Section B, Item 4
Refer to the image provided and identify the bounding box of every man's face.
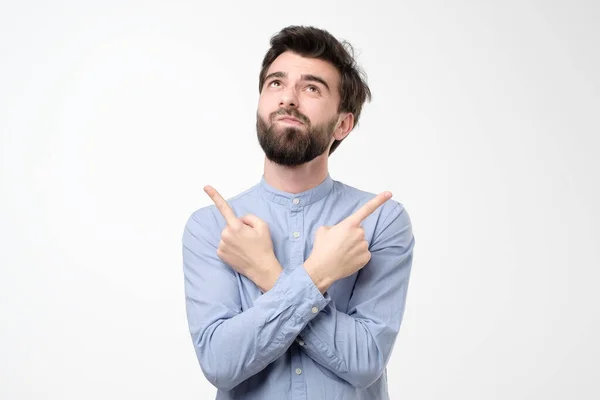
[256,51,342,166]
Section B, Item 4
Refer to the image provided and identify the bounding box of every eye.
[306,85,320,93]
[269,80,282,88]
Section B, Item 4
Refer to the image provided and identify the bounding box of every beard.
[256,108,338,167]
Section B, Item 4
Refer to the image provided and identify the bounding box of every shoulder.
[183,183,260,238]
[331,179,414,253]
[332,179,410,225]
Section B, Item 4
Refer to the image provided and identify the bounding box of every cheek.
[258,93,277,117]
[301,103,334,125]
[256,102,269,122]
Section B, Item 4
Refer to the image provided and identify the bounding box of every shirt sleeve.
[295,202,415,389]
[182,207,330,392]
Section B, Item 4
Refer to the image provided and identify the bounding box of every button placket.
[289,200,304,267]
[290,342,305,398]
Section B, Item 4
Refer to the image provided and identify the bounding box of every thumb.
[239,214,263,228]
[315,225,329,236]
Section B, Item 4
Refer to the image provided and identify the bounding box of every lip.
[276,116,304,125]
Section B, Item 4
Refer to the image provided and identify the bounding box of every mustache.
[270,108,310,126]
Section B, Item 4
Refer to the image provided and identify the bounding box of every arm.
[297,203,415,389]
[182,208,330,391]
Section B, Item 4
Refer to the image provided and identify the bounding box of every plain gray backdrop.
[1,1,599,399]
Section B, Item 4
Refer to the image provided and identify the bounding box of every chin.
[273,124,306,135]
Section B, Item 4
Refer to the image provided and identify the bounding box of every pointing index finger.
[346,191,393,225]
[203,185,239,226]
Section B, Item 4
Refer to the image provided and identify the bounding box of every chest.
[231,200,375,314]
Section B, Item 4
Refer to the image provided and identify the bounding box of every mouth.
[275,116,304,126]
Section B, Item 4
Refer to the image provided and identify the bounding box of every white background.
[1,1,599,399]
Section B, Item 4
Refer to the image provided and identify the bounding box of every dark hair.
[258,25,372,155]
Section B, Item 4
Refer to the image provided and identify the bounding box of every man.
[182,25,415,399]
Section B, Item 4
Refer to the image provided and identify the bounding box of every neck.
[263,153,330,194]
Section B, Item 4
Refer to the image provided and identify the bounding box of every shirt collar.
[258,173,334,208]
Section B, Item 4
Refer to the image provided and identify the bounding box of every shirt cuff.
[273,265,331,324]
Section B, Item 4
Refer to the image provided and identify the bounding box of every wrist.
[254,255,283,293]
[303,258,334,294]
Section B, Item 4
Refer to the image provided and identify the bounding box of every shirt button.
[292,198,300,204]
[311,307,318,313]
[293,232,300,238]
[295,368,302,375]
[297,340,305,346]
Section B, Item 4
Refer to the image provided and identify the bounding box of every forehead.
[266,51,340,88]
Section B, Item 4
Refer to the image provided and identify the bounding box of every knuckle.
[363,251,372,264]
[221,228,231,239]
[254,218,264,227]
[354,230,364,241]
[342,219,356,228]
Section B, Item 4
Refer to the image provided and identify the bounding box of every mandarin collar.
[258,173,334,208]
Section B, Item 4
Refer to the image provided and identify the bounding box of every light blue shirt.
[182,174,415,399]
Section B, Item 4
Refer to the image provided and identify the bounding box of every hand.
[304,191,393,293]
[204,185,282,292]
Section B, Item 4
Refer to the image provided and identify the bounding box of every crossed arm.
[291,207,414,388]
[182,190,415,391]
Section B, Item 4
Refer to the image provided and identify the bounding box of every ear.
[333,112,355,141]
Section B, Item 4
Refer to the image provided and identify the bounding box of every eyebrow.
[302,74,330,91]
[264,71,331,92]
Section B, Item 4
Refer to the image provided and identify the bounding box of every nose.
[279,86,298,108]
